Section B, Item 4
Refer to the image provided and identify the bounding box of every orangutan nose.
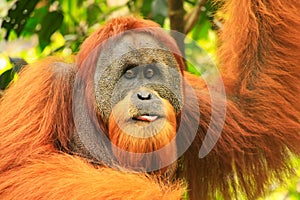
[137,91,152,100]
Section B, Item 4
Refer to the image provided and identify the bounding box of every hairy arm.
[0,154,182,200]
[0,58,183,199]
[183,0,300,199]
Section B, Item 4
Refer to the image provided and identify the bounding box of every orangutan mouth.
[132,114,159,122]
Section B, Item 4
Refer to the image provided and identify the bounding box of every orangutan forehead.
[115,32,167,50]
[96,32,178,69]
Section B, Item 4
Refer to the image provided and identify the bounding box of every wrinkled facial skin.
[94,32,183,126]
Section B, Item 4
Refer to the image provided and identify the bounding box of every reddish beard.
[108,98,177,172]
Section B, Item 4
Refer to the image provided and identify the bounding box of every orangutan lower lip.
[133,115,158,122]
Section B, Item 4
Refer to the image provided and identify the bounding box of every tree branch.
[168,0,186,64]
[184,0,208,34]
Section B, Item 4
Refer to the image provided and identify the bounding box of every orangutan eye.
[144,67,154,79]
[124,66,137,79]
[125,69,135,79]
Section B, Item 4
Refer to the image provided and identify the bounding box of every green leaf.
[192,18,211,40]
[1,0,40,39]
[151,0,168,26]
[77,0,85,7]
[0,69,14,90]
[22,6,48,37]
[189,5,212,41]
[141,0,153,17]
[152,0,167,17]
[38,11,64,50]
[87,4,102,26]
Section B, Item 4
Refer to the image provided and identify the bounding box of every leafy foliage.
[2,0,40,38]
[0,0,217,88]
[0,69,14,90]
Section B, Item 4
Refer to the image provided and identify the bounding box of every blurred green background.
[0,0,299,199]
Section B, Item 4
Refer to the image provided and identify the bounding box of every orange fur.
[182,0,300,199]
[0,0,300,199]
[108,97,177,171]
[0,58,183,199]
[0,154,182,199]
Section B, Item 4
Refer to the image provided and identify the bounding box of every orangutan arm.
[182,0,300,199]
[0,154,182,200]
[0,58,182,200]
